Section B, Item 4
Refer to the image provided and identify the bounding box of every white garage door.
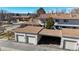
[64,40,77,50]
[18,35,26,42]
[28,36,36,45]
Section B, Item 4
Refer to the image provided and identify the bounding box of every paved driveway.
[0,40,64,51]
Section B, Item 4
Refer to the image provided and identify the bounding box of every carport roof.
[39,29,62,37]
[14,26,43,34]
[14,26,79,38]
[62,28,79,38]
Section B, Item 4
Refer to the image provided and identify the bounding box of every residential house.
[12,16,31,23]
[38,13,79,28]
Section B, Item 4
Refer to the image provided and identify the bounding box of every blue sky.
[0,7,74,13]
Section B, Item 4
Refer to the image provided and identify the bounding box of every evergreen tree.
[45,17,54,29]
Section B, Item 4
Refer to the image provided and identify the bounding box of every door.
[17,35,26,42]
[64,40,77,50]
[28,36,36,45]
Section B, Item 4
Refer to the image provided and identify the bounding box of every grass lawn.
[0,32,14,40]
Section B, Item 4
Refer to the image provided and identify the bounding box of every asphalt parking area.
[0,40,64,51]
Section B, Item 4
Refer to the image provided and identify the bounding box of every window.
[64,19,68,23]
[55,19,59,22]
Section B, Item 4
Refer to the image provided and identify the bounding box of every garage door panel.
[18,35,26,43]
[28,36,37,45]
[64,40,77,50]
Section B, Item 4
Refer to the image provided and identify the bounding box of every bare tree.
[0,10,13,23]
[6,14,12,23]
[71,8,79,14]
[0,10,7,21]
[61,9,66,14]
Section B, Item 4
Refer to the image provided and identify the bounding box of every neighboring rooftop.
[25,21,40,26]
[38,13,79,20]
[12,16,30,19]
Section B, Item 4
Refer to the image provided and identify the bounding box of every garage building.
[14,26,62,45]
[14,26,79,50]
[14,26,43,45]
[60,28,79,50]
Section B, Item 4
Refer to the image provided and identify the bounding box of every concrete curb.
[0,47,21,51]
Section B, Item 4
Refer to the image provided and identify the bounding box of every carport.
[39,29,62,45]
